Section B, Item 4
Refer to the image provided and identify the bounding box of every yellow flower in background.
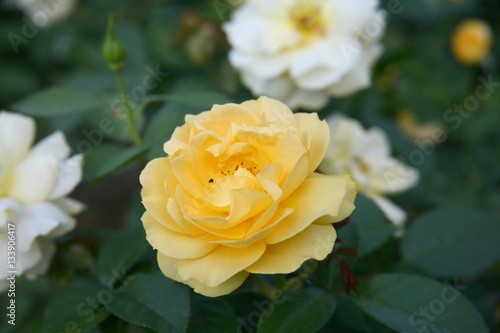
[223,0,385,110]
[452,19,493,65]
[140,97,356,297]
[0,111,84,291]
[319,115,419,230]
[396,109,445,143]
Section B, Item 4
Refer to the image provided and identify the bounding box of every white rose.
[5,0,77,27]
[319,115,419,229]
[0,111,84,291]
[223,0,386,110]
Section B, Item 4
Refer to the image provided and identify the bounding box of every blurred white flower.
[319,115,419,229]
[223,0,385,110]
[0,111,84,291]
[6,0,77,27]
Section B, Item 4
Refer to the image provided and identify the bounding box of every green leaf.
[104,272,190,333]
[95,227,150,286]
[188,296,238,333]
[42,279,110,333]
[85,145,149,182]
[351,194,396,255]
[350,273,488,333]
[144,104,183,145]
[257,288,336,333]
[401,206,500,277]
[12,87,102,117]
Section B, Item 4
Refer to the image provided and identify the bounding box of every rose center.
[354,156,371,174]
[218,160,260,178]
[289,0,325,36]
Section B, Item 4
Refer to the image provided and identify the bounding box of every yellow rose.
[452,19,493,65]
[140,96,356,297]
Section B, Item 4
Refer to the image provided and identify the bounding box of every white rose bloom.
[319,115,419,229]
[6,0,77,27]
[223,0,386,110]
[0,111,84,291]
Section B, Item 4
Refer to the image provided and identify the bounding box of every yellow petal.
[211,208,294,248]
[294,113,330,173]
[142,198,186,234]
[267,173,355,244]
[242,96,296,128]
[247,224,336,274]
[157,253,249,297]
[140,157,170,198]
[281,153,310,199]
[177,241,266,288]
[142,212,216,259]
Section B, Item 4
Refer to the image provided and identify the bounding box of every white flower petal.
[52,197,85,215]
[0,111,35,168]
[30,131,71,162]
[24,238,56,279]
[13,203,62,252]
[352,127,390,163]
[328,44,383,96]
[7,154,59,204]
[369,195,407,228]
[49,154,83,200]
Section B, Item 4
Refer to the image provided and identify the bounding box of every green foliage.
[188,296,238,333]
[351,195,397,256]
[42,279,110,333]
[257,288,337,333]
[11,87,103,117]
[401,206,500,277]
[94,227,150,286]
[104,272,190,333]
[350,274,489,333]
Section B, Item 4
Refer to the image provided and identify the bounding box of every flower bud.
[102,15,127,71]
[452,19,493,65]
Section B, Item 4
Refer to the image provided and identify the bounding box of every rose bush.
[140,97,356,297]
[0,111,84,291]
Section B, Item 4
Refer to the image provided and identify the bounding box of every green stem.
[114,70,142,146]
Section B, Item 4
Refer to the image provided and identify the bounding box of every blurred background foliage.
[0,0,499,332]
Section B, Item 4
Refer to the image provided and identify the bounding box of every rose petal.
[177,241,266,288]
[247,224,336,274]
[142,212,216,259]
[158,253,249,297]
[267,174,355,244]
[0,111,35,168]
[49,154,83,200]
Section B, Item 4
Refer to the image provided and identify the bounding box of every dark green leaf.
[42,279,110,333]
[144,104,182,145]
[104,272,190,333]
[257,288,336,333]
[12,87,102,117]
[351,194,396,255]
[95,227,150,286]
[351,273,488,333]
[188,296,238,333]
[85,145,149,182]
[401,206,500,277]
